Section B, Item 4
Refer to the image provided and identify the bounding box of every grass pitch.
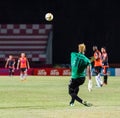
[0,76,119,118]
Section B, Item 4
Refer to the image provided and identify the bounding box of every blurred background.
[0,0,120,67]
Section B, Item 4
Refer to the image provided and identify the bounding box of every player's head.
[9,55,13,59]
[93,46,98,51]
[78,43,86,54]
[21,53,26,58]
[101,47,106,53]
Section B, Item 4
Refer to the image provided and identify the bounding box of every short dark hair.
[101,46,106,49]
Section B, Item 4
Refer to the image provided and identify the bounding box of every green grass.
[0,76,119,118]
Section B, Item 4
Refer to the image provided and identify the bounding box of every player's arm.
[27,59,30,69]
[87,65,91,80]
[17,60,20,69]
[90,56,95,62]
[102,53,107,62]
[5,59,9,68]
[13,59,16,66]
[87,64,92,92]
[94,53,99,60]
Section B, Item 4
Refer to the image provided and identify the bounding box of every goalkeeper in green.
[68,43,92,107]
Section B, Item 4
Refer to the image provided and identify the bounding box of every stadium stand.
[0,24,53,67]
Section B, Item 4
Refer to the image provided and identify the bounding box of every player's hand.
[90,56,95,62]
[88,80,92,92]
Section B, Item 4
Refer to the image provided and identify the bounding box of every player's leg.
[93,67,101,87]
[104,75,108,84]
[103,66,108,85]
[20,69,24,80]
[95,67,102,87]
[23,68,27,80]
[98,74,103,86]
[68,79,76,106]
[69,87,83,106]
[69,78,92,107]
[77,78,93,106]
[12,67,15,76]
[69,78,86,106]
[9,68,12,76]
[68,79,83,106]
[94,67,101,87]
[69,87,79,105]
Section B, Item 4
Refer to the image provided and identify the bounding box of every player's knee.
[70,93,76,98]
[93,70,99,75]
[74,87,79,93]
[68,86,74,95]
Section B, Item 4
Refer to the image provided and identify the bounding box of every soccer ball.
[45,13,53,21]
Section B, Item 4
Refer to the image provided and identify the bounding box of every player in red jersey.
[101,47,109,85]
[93,46,103,87]
[17,53,30,80]
[5,55,15,76]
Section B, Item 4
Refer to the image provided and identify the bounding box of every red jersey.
[19,57,27,68]
[94,50,102,67]
[101,52,109,66]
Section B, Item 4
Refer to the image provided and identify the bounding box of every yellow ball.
[45,13,53,21]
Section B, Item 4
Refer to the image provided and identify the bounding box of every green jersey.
[71,52,91,79]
